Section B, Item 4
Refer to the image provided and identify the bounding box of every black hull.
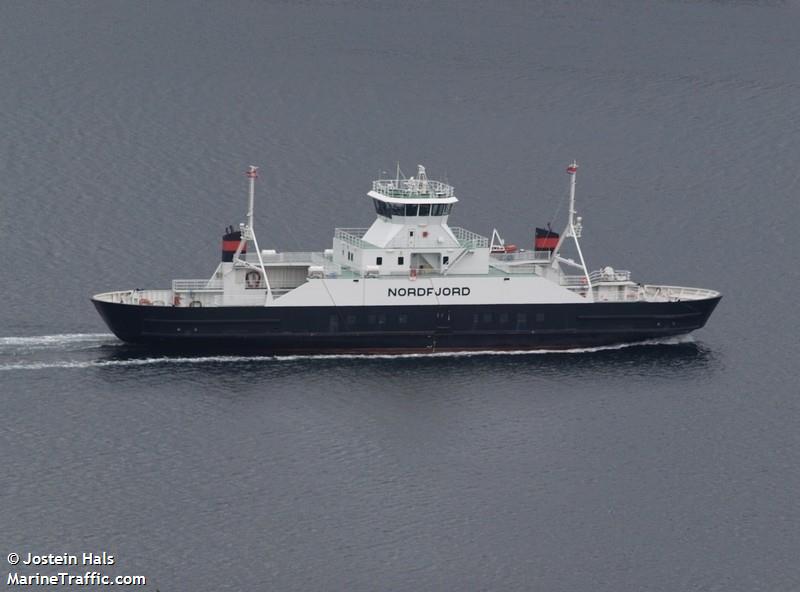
[92,297,721,354]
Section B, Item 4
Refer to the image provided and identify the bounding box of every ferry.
[92,163,721,352]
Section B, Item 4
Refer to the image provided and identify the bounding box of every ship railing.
[334,228,379,249]
[491,250,552,263]
[588,269,632,283]
[494,265,540,275]
[129,289,177,306]
[372,178,454,199]
[450,227,489,249]
[642,285,720,302]
[561,275,590,287]
[243,251,324,265]
[172,279,224,292]
[561,269,632,287]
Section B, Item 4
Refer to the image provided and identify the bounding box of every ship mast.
[242,165,272,302]
[247,165,257,232]
[552,161,593,301]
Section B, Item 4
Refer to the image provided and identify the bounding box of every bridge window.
[405,204,418,216]
[418,204,430,216]
[374,199,410,218]
[373,198,390,218]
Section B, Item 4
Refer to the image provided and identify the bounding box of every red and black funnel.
[535,227,559,252]
[222,226,246,262]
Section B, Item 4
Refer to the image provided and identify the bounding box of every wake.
[0,334,696,372]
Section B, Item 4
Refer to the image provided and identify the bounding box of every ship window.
[389,203,404,217]
[516,313,527,328]
[482,312,493,324]
[398,313,408,325]
[418,204,431,216]
[473,313,480,327]
[376,256,383,265]
[536,312,545,323]
[367,314,376,325]
[499,312,509,324]
[443,256,449,265]
[409,230,414,237]
[346,314,357,326]
[398,256,404,265]
[431,204,443,216]
[378,313,386,326]
[405,204,418,216]
[373,198,391,218]
[329,315,339,332]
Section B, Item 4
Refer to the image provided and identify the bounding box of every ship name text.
[387,287,471,297]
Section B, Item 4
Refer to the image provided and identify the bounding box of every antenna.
[245,165,259,233]
[567,161,578,230]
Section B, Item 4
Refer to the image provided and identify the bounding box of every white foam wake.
[0,335,696,372]
[0,333,115,347]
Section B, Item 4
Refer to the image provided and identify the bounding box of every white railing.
[334,228,378,249]
[561,275,589,287]
[491,250,551,263]
[372,178,455,198]
[588,269,632,283]
[243,251,322,265]
[450,227,489,249]
[172,279,224,292]
[643,285,720,302]
[130,289,174,306]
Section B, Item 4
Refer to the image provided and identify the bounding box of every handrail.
[450,227,489,249]
[243,251,325,264]
[588,269,632,283]
[491,250,552,263]
[642,285,720,301]
[172,279,224,292]
[372,178,454,198]
[334,228,378,249]
[561,275,589,287]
